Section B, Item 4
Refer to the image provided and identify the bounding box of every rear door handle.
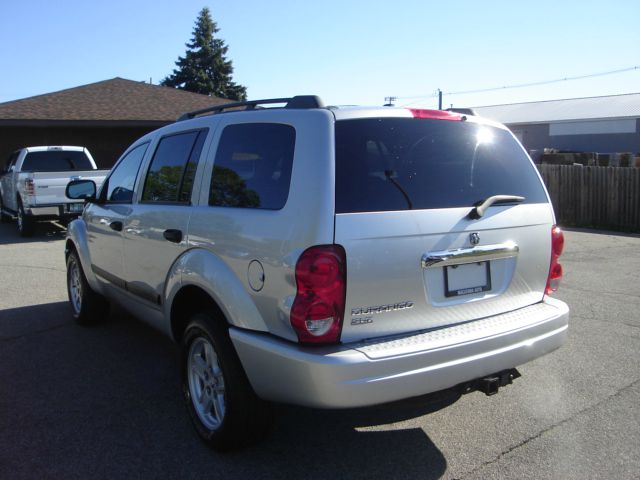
[109,221,123,232]
[163,229,183,243]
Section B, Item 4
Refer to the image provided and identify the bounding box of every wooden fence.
[537,164,640,232]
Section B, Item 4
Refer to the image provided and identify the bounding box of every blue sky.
[1,0,638,108]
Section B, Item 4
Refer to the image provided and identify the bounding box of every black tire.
[182,313,271,450]
[0,195,11,223]
[66,250,109,324]
[17,201,35,237]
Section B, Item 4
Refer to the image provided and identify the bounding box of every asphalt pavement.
[0,220,638,479]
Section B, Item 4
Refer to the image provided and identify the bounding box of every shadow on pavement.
[0,220,66,245]
[0,301,71,340]
[0,301,450,479]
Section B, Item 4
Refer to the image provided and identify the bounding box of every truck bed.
[22,170,109,206]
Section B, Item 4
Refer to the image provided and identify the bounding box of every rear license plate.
[67,203,84,213]
[444,262,491,297]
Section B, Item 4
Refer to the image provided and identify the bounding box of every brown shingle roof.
[0,77,228,122]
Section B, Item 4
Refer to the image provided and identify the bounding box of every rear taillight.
[290,245,346,344]
[24,178,35,196]
[546,226,565,295]
[408,109,463,121]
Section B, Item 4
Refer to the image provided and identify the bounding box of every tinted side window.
[335,119,548,213]
[142,130,206,203]
[209,123,295,210]
[104,143,149,203]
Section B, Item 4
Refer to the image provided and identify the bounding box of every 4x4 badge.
[470,232,480,245]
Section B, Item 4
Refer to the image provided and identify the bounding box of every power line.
[389,65,640,105]
[445,65,639,96]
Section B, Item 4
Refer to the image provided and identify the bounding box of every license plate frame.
[444,261,492,297]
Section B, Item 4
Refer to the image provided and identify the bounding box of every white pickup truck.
[0,146,109,236]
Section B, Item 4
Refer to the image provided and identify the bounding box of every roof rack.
[177,95,325,121]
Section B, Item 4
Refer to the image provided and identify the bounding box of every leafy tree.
[161,7,247,101]
[210,166,260,208]
[143,165,183,202]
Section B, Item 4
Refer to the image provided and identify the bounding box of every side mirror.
[66,179,97,201]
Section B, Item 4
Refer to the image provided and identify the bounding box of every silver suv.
[65,96,569,450]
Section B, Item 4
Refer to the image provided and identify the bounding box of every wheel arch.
[170,285,227,343]
[65,218,101,292]
[165,248,269,343]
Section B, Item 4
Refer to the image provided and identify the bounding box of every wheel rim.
[17,207,23,231]
[188,336,226,430]
[68,258,83,314]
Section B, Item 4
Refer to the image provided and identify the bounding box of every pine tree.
[161,8,247,101]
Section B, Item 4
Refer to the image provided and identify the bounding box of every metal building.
[473,92,640,158]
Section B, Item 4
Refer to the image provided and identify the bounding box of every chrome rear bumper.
[26,203,84,218]
[230,297,569,408]
[26,206,60,216]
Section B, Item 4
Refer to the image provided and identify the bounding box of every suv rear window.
[335,118,547,213]
[21,150,93,172]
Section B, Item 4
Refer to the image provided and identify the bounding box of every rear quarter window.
[208,123,295,210]
[335,118,547,213]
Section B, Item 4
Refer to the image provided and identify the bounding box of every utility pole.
[438,89,443,110]
[384,96,397,107]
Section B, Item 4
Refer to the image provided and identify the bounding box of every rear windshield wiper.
[468,195,524,219]
[385,170,413,210]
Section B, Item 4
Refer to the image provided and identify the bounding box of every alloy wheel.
[68,258,83,314]
[17,207,23,231]
[188,337,226,430]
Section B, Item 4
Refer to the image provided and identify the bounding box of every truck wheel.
[17,203,35,237]
[0,195,11,223]
[182,313,271,450]
[66,250,109,324]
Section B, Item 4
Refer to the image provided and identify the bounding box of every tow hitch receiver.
[460,369,521,396]
[480,369,521,396]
